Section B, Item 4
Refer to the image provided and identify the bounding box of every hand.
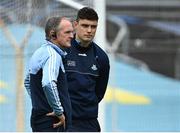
[46,112,66,129]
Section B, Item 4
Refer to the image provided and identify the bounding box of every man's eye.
[91,25,97,29]
[82,25,88,28]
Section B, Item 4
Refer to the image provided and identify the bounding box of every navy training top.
[64,39,110,120]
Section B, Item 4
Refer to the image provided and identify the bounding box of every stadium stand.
[106,0,180,79]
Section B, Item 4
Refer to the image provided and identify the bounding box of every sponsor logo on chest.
[78,53,87,56]
[67,60,76,67]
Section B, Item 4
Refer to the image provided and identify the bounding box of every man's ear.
[73,21,78,29]
[49,30,57,39]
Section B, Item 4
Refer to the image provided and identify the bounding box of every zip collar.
[73,39,93,52]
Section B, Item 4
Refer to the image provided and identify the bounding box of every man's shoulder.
[93,42,109,60]
[32,45,60,61]
[92,43,110,71]
[93,42,105,52]
[30,46,48,61]
[44,45,61,57]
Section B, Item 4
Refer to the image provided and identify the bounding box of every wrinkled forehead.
[58,19,73,30]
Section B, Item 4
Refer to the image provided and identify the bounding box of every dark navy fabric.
[64,39,110,121]
[31,109,65,132]
[70,118,101,132]
[30,68,72,131]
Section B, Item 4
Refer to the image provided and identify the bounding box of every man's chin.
[66,43,71,48]
[84,38,93,43]
[62,43,71,48]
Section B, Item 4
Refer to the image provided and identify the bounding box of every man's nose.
[87,26,92,32]
[70,32,73,38]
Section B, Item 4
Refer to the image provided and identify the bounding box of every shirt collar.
[45,40,67,57]
[75,39,81,45]
[74,39,93,50]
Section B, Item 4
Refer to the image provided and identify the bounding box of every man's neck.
[75,38,91,48]
[50,40,64,50]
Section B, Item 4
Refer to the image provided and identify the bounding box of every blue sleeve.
[42,47,64,116]
[24,72,31,97]
[95,52,110,102]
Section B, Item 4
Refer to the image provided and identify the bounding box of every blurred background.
[0,0,180,132]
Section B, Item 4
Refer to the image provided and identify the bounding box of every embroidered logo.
[91,64,97,71]
[67,60,76,67]
[78,53,87,56]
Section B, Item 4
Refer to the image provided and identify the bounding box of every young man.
[64,7,110,132]
[24,17,73,132]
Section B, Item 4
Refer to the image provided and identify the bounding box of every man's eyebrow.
[65,30,73,33]
[81,23,97,26]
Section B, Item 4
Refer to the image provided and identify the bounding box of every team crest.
[91,64,97,71]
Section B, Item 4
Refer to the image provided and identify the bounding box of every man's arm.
[95,53,110,102]
[24,72,31,96]
[42,48,64,117]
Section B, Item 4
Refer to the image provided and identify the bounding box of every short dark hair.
[76,7,98,21]
[45,17,61,40]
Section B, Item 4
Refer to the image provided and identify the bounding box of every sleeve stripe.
[47,47,62,110]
